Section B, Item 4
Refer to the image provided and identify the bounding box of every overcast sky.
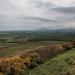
[0,0,75,30]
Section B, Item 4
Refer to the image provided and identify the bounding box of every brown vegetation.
[0,41,74,75]
[62,42,74,50]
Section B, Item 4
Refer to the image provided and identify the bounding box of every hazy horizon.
[0,0,75,30]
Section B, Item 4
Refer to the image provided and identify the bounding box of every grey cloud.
[20,16,57,22]
[52,6,75,14]
[0,15,60,30]
[0,0,75,30]
[32,0,54,9]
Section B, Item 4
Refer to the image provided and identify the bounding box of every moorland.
[0,29,75,75]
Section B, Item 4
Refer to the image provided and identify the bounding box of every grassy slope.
[30,48,75,75]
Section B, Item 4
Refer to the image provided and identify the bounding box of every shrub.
[0,56,28,75]
[22,52,41,69]
[62,42,73,50]
[71,40,75,47]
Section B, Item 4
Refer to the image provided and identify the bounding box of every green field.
[30,48,75,75]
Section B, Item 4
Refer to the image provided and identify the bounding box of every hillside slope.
[0,41,75,75]
[30,48,75,75]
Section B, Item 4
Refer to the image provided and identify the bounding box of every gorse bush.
[0,41,74,75]
[0,56,28,75]
[62,42,73,50]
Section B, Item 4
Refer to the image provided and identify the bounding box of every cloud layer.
[0,0,75,30]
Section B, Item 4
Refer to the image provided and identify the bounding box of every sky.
[0,0,75,30]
